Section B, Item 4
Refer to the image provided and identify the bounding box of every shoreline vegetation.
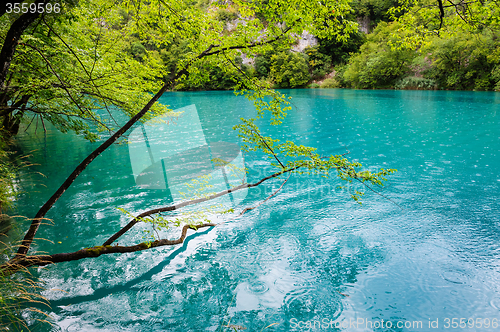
[165,4,500,92]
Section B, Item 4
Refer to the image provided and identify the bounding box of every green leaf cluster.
[421,31,500,90]
[269,52,310,88]
[233,109,396,202]
[1,0,171,139]
[305,46,333,80]
[355,0,399,21]
[343,22,416,88]
[340,9,500,91]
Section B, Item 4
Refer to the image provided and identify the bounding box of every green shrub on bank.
[421,32,500,91]
[215,8,238,23]
[254,50,277,79]
[343,22,416,88]
[270,52,310,88]
[331,64,350,87]
[395,76,437,90]
[320,78,340,88]
[0,132,17,213]
[305,46,332,80]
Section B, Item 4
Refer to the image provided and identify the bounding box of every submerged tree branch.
[2,223,216,272]
[2,172,294,273]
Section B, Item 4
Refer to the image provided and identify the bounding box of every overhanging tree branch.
[0,94,31,117]
[438,0,445,29]
[203,22,296,57]
[3,171,294,273]
[102,166,299,246]
[226,173,291,222]
[2,223,216,273]
[14,67,183,258]
[13,35,297,258]
[0,1,396,282]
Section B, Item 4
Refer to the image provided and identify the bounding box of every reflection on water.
[12,89,500,331]
[129,104,247,208]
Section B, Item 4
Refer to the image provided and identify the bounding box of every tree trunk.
[0,3,45,89]
[2,113,21,136]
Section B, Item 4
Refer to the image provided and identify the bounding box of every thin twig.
[354,178,403,209]
[102,166,301,246]
[225,173,291,222]
[250,128,285,168]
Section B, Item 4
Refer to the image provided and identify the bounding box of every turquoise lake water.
[13,89,500,331]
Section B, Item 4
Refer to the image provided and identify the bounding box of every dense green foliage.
[137,0,500,92]
[343,22,415,88]
[0,265,48,331]
[0,132,17,213]
[0,2,169,139]
[269,52,310,88]
[317,32,366,65]
[340,0,500,90]
[7,0,489,96]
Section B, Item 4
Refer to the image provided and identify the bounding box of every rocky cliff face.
[292,31,318,52]
[357,16,371,34]
[238,30,318,66]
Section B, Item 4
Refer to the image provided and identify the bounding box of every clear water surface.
[13,89,500,331]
